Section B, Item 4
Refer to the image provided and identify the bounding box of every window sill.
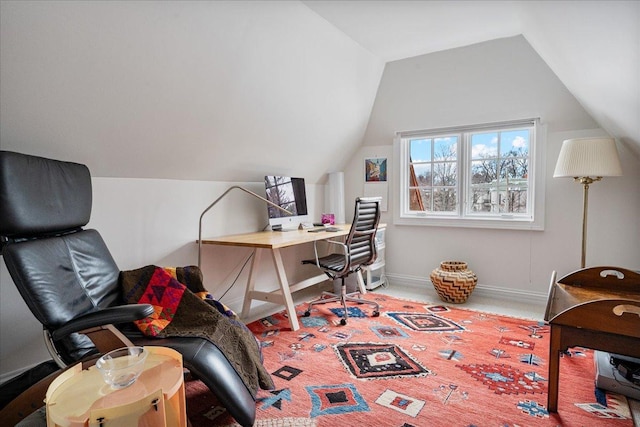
[394,215,544,231]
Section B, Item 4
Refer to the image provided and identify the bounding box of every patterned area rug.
[185,293,633,426]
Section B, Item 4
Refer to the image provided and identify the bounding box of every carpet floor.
[185,293,634,426]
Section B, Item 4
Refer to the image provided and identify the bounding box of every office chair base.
[303,290,380,325]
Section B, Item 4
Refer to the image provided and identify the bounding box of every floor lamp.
[553,137,622,268]
[197,185,292,269]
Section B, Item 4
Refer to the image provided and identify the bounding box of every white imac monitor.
[264,176,310,231]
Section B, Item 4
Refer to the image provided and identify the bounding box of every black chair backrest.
[0,151,121,362]
[345,197,381,270]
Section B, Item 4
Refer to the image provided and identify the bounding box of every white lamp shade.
[553,137,622,178]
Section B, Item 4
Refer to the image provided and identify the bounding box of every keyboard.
[307,226,341,233]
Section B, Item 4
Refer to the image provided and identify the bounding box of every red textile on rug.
[185,294,633,426]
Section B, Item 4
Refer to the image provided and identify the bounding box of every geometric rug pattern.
[184,294,633,427]
[457,363,546,395]
[386,311,465,332]
[305,383,369,417]
[334,342,432,379]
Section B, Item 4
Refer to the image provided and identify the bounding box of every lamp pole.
[575,176,601,269]
[197,185,292,268]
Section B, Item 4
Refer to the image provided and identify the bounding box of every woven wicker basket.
[430,261,477,304]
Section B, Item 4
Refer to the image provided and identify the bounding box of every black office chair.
[302,197,381,325]
[0,151,258,427]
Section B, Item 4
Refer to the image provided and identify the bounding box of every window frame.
[394,118,545,231]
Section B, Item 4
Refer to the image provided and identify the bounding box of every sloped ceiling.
[1,1,638,184]
[0,1,384,183]
[303,0,640,156]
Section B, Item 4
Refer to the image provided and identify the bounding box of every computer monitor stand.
[271,224,298,232]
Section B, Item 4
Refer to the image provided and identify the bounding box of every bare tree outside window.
[265,176,298,216]
[469,130,529,215]
[409,136,458,213]
[402,123,534,222]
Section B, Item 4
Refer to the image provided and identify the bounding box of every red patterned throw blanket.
[119,265,274,396]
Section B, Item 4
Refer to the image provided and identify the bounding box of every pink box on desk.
[321,213,335,225]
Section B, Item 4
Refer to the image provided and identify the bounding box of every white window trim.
[393,119,546,231]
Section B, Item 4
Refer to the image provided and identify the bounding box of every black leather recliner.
[0,151,257,426]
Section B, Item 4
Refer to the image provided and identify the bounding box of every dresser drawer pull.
[613,304,640,318]
[600,269,625,279]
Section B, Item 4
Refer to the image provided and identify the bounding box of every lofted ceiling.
[1,1,638,183]
[303,0,640,157]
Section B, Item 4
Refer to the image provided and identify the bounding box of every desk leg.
[241,249,260,320]
[547,325,562,413]
[271,248,300,331]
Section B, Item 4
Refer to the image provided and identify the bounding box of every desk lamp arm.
[198,185,292,268]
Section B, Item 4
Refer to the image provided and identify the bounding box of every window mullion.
[458,132,469,218]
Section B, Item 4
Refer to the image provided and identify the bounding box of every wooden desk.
[544,266,640,412]
[201,224,370,331]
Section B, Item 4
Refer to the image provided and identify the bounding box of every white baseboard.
[385,272,548,306]
[225,273,548,320]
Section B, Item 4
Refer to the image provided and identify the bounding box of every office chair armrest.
[51,304,154,341]
[310,240,348,267]
[325,239,348,250]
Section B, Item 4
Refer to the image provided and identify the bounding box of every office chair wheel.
[372,311,380,317]
[304,311,311,317]
[340,318,347,326]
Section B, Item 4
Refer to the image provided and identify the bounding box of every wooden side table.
[544,267,640,412]
[45,346,187,427]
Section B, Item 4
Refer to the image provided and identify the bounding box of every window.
[396,119,544,230]
[408,135,459,214]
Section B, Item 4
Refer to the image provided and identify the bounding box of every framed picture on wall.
[365,157,387,182]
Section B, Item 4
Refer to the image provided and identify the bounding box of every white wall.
[0,0,382,381]
[0,1,383,183]
[344,36,640,301]
[0,178,324,381]
[2,5,638,385]
[345,134,639,299]
[518,1,640,158]
[91,178,325,303]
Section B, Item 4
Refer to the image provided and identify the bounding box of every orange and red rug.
[186,293,633,426]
